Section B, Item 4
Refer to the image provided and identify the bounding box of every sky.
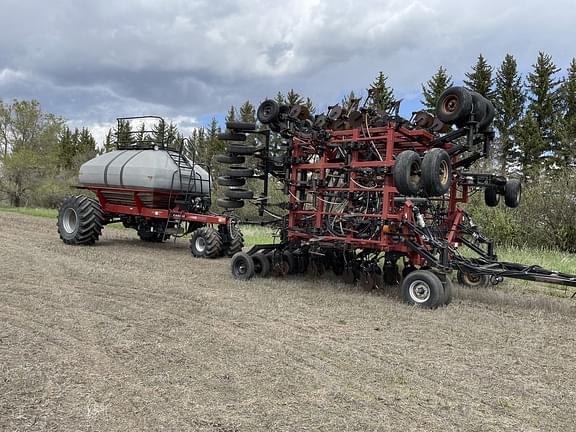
[0,0,575,145]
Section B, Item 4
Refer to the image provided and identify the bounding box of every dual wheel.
[436,86,495,130]
[393,148,452,196]
[484,179,522,208]
[231,252,272,280]
[189,226,244,258]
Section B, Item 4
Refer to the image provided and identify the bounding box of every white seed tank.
[78,149,211,209]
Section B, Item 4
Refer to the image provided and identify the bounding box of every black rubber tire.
[189,227,223,258]
[393,150,422,196]
[57,195,105,245]
[224,166,254,178]
[470,91,496,131]
[443,277,453,306]
[217,198,245,209]
[484,186,500,207]
[504,179,521,208]
[215,154,245,164]
[217,176,246,187]
[283,251,297,274]
[421,148,452,196]
[218,132,246,141]
[226,121,256,131]
[227,143,264,155]
[252,254,271,277]
[257,100,280,124]
[138,231,169,243]
[223,232,244,257]
[457,269,489,288]
[436,86,473,126]
[225,188,254,199]
[231,252,255,280]
[401,270,445,308]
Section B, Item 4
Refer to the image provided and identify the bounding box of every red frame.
[80,185,229,225]
[285,124,470,266]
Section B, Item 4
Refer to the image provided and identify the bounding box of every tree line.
[1,51,575,212]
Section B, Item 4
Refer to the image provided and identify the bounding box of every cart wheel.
[227,143,264,155]
[215,154,246,164]
[470,91,495,130]
[436,86,473,126]
[252,253,271,277]
[218,132,246,141]
[216,198,244,209]
[217,176,246,187]
[190,227,223,258]
[225,121,257,131]
[421,148,452,196]
[393,150,422,196]
[504,179,521,208]
[484,186,500,207]
[224,188,254,200]
[257,100,280,124]
[224,166,254,178]
[231,252,255,280]
[456,269,489,288]
[401,270,445,308]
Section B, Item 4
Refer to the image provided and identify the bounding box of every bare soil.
[1,212,575,431]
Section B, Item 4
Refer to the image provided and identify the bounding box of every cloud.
[0,0,575,134]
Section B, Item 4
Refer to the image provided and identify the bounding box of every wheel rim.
[463,272,483,286]
[62,208,78,234]
[439,159,450,186]
[408,280,431,303]
[442,95,459,114]
[195,236,206,254]
[234,258,248,275]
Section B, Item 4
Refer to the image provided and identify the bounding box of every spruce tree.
[286,89,304,106]
[494,54,525,174]
[368,72,395,112]
[226,106,236,123]
[463,54,495,99]
[525,51,561,168]
[421,66,453,113]
[239,101,256,122]
[341,91,360,113]
[556,58,576,166]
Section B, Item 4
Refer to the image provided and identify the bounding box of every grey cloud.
[0,0,575,133]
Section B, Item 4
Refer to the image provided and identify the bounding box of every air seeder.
[57,117,243,258]
[215,87,576,308]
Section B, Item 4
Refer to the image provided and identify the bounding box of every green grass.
[495,244,576,274]
[241,225,276,246]
[0,206,57,218]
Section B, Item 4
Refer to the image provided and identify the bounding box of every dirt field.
[1,212,575,431]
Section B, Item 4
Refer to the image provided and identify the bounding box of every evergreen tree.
[463,54,495,98]
[226,106,236,123]
[515,113,547,177]
[116,119,133,148]
[493,54,525,174]
[57,126,76,170]
[286,89,304,106]
[421,66,453,112]
[368,72,395,112]
[103,129,115,153]
[239,101,256,122]
[525,51,561,167]
[341,91,361,113]
[556,58,576,166]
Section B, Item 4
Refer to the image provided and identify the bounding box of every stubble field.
[1,212,575,431]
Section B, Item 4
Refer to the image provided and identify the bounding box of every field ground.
[1,211,575,431]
